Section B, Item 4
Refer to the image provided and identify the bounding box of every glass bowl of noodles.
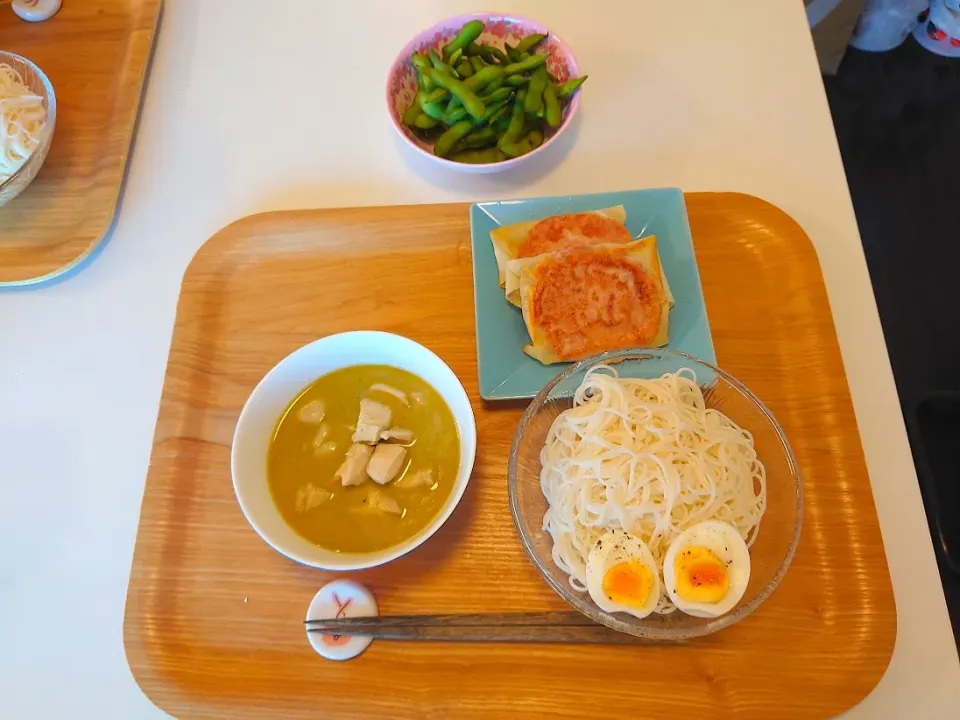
[0,51,56,208]
[508,348,802,640]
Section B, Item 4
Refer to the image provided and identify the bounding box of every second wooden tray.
[0,0,162,286]
[124,193,896,719]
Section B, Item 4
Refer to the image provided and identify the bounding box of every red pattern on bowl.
[386,13,581,172]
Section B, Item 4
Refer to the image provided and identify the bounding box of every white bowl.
[231,331,477,570]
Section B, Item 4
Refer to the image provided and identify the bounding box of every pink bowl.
[386,12,581,174]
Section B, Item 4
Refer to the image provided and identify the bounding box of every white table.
[2,1,958,717]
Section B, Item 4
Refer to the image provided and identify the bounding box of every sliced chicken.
[351,398,392,444]
[369,383,409,406]
[379,427,415,443]
[297,400,325,423]
[311,423,331,448]
[369,488,402,515]
[335,443,374,487]
[295,484,333,513]
[366,443,407,485]
[394,468,435,489]
[313,440,338,457]
[351,488,402,516]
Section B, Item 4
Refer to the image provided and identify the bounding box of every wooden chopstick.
[304,611,643,644]
[305,611,593,628]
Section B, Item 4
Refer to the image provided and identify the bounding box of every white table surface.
[2,1,958,717]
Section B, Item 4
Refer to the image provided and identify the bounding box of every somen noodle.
[0,63,46,184]
[540,365,767,614]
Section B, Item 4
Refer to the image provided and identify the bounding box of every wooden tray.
[0,0,162,286]
[124,193,896,719]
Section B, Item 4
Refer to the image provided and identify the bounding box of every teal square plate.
[470,188,714,400]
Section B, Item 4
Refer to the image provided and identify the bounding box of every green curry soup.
[267,364,460,553]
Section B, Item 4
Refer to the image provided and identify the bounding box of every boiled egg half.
[663,520,751,618]
[585,530,660,619]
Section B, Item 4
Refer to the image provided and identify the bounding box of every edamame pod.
[434,119,474,157]
[458,126,498,149]
[543,81,561,128]
[498,91,527,150]
[464,65,503,91]
[515,33,547,53]
[403,93,424,126]
[442,20,485,61]
[557,75,588,100]
[524,66,547,114]
[502,54,546,76]
[425,68,486,120]
[449,147,507,164]
[413,113,438,130]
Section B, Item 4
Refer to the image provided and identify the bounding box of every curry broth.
[267,365,460,553]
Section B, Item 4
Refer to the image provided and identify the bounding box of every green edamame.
[444,105,468,125]
[413,113,438,130]
[493,113,512,135]
[441,20,485,61]
[502,54,546,76]
[557,75,588,100]
[464,65,503,92]
[487,103,511,127]
[429,50,459,78]
[411,53,431,72]
[458,126,498,150]
[418,69,436,92]
[515,33,547,53]
[504,75,529,87]
[434,119,474,158]
[498,92,527,150]
[450,147,507,164]
[479,86,512,104]
[543,81,561,128]
[487,46,509,64]
[419,94,447,121]
[501,128,544,158]
[478,98,510,124]
[524,66,547,114]
[480,77,504,95]
[407,25,570,165]
[425,69,486,120]
[402,93,423,126]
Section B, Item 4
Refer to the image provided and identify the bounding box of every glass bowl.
[0,51,57,208]
[508,348,802,640]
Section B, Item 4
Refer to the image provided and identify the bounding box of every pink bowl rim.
[385,12,581,171]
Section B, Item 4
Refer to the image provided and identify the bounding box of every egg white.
[663,520,751,618]
[585,530,660,619]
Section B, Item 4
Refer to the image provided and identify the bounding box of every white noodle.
[539,365,767,614]
[0,63,46,184]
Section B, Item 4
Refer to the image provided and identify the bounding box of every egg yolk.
[602,559,654,609]
[674,546,729,604]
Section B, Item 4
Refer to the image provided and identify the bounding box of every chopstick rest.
[306,579,378,661]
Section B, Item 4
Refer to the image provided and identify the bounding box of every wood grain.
[124,194,897,719]
[0,0,162,285]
